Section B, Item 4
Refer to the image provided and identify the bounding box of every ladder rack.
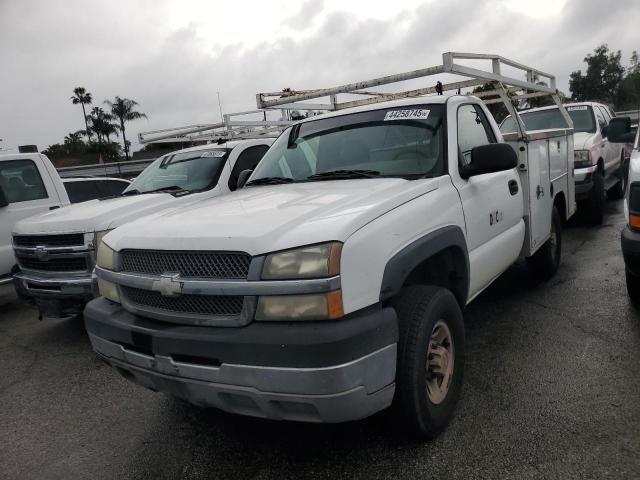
[255,52,572,139]
[137,109,294,145]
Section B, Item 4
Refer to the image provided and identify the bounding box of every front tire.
[625,268,640,304]
[393,285,465,440]
[607,155,626,200]
[526,206,562,279]
[581,172,605,225]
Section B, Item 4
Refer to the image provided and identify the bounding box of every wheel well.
[553,191,567,223]
[597,158,604,175]
[401,247,467,306]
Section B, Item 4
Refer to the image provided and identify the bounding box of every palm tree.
[70,87,93,142]
[87,107,120,144]
[105,96,147,160]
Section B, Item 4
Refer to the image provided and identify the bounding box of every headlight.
[262,242,342,279]
[96,241,116,270]
[255,291,343,321]
[97,278,120,303]
[574,150,592,168]
[94,229,113,248]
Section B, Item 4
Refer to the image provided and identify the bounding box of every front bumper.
[622,226,640,276]
[13,271,96,315]
[84,297,398,423]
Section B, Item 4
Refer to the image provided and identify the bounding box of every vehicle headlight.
[97,278,120,303]
[574,150,592,168]
[262,242,342,279]
[96,240,116,270]
[256,291,343,321]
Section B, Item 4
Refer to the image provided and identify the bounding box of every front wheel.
[582,172,605,225]
[625,268,640,304]
[607,155,627,200]
[526,206,562,279]
[393,285,465,440]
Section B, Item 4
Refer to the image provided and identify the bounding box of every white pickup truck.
[12,140,273,317]
[84,54,576,439]
[0,152,70,298]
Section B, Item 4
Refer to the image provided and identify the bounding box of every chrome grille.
[18,256,88,272]
[13,234,85,248]
[120,250,251,279]
[122,287,244,317]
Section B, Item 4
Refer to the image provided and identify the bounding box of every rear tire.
[393,285,465,440]
[526,206,562,280]
[582,172,605,225]
[607,155,626,200]
[625,268,640,304]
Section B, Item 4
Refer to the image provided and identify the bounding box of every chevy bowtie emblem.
[152,273,183,297]
[34,246,48,260]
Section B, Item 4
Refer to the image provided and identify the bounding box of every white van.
[0,153,70,296]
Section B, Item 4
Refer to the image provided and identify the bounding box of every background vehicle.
[85,53,575,439]
[501,102,624,224]
[63,176,131,203]
[0,152,69,297]
[607,117,640,302]
[12,139,276,318]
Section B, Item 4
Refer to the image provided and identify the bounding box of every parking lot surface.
[1,200,639,480]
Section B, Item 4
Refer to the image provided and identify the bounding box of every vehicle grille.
[120,250,251,279]
[18,256,88,272]
[122,287,244,317]
[13,234,85,248]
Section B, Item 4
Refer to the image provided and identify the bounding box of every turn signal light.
[629,213,640,231]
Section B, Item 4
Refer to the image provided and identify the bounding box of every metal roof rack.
[138,109,294,145]
[256,52,572,139]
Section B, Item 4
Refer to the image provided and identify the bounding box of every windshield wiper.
[144,185,191,195]
[307,169,381,181]
[246,177,295,186]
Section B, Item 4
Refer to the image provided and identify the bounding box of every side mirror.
[0,186,8,208]
[460,143,518,179]
[236,169,253,189]
[607,116,635,143]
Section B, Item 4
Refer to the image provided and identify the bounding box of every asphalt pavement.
[1,199,639,480]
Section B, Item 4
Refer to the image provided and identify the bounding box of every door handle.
[49,206,60,210]
[536,185,544,199]
[508,180,519,195]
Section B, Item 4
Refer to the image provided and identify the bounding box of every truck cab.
[0,152,69,295]
[12,139,272,317]
[501,102,624,224]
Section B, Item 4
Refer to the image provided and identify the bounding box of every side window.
[0,159,48,204]
[457,104,496,164]
[97,180,128,198]
[64,181,100,203]
[228,145,270,190]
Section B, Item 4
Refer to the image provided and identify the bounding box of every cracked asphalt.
[1,199,639,480]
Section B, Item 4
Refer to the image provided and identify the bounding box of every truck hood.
[105,178,440,255]
[13,193,178,235]
[573,131,597,151]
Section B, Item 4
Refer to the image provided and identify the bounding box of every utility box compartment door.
[526,139,552,254]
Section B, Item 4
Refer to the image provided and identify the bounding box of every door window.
[594,107,607,131]
[457,104,496,164]
[228,145,270,190]
[0,160,48,203]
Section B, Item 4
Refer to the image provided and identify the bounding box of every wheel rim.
[426,320,454,405]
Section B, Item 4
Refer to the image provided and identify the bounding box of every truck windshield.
[250,105,444,182]
[124,148,230,194]
[500,106,596,134]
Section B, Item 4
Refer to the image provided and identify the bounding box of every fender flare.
[379,225,469,305]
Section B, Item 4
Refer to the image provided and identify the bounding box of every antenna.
[217,91,224,122]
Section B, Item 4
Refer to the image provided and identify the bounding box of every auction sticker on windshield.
[201,151,226,157]
[384,109,430,121]
[567,106,588,111]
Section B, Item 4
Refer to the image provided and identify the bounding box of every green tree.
[104,96,147,161]
[569,44,624,103]
[87,107,119,144]
[615,51,640,111]
[70,87,93,142]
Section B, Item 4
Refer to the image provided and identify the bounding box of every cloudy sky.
[1,0,639,153]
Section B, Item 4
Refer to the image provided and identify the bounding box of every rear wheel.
[625,268,640,304]
[582,172,605,225]
[526,206,562,279]
[393,285,465,440]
